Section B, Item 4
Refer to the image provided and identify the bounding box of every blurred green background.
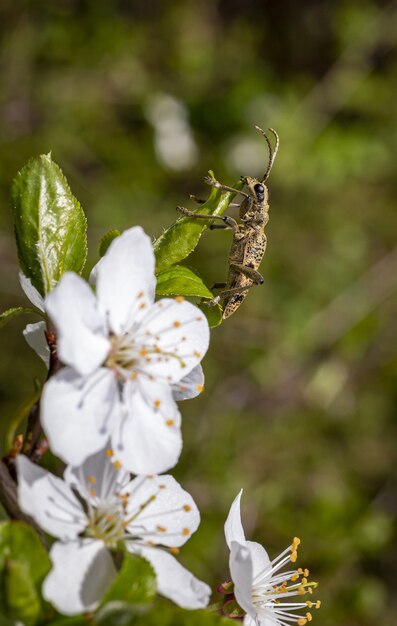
[1,1,397,624]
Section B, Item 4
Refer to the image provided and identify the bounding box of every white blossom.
[16,449,210,616]
[225,491,320,626]
[18,272,50,366]
[40,226,210,474]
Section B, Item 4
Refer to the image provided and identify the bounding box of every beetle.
[177,125,279,319]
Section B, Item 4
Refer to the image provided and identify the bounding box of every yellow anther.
[306,613,312,622]
[87,475,96,484]
[173,321,181,328]
[297,619,307,626]
[302,578,308,585]
[291,575,299,582]
[146,540,155,547]
[196,316,204,321]
[196,384,204,393]
[175,296,185,303]
[315,601,321,609]
[137,291,144,298]
[131,371,138,380]
[166,419,175,426]
[170,547,180,555]
[139,348,148,357]
[292,537,301,549]
[182,528,190,536]
[298,587,306,595]
[154,399,161,408]
[89,488,97,497]
[306,601,312,608]
[159,484,166,489]
[304,569,309,577]
[106,514,115,522]
[194,351,201,358]
[308,587,313,595]
[105,448,114,457]
[156,525,167,532]
[179,385,186,392]
[139,302,146,309]
[183,504,192,512]
[113,460,122,470]
[290,551,298,563]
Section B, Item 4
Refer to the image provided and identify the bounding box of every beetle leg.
[204,283,257,307]
[176,206,240,234]
[230,264,264,285]
[203,175,251,199]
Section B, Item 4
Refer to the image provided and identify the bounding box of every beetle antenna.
[255,126,279,183]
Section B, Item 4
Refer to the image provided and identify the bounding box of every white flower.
[19,272,50,366]
[40,226,210,474]
[224,491,320,626]
[16,449,211,616]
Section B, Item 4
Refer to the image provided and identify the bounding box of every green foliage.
[0,522,50,625]
[0,306,41,329]
[99,229,121,257]
[100,553,156,607]
[156,266,213,299]
[131,602,232,626]
[11,154,87,296]
[153,173,244,275]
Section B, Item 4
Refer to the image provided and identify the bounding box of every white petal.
[19,272,44,311]
[172,365,204,401]
[41,367,119,466]
[243,616,257,626]
[23,321,50,367]
[43,539,116,615]
[229,542,256,617]
[65,447,130,503]
[137,299,210,382]
[16,455,86,540]
[133,547,211,609]
[45,273,110,376]
[94,227,156,335]
[246,540,271,583]
[112,381,182,474]
[126,475,200,547]
[225,490,246,548]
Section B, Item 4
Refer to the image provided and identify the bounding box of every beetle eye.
[254,183,264,193]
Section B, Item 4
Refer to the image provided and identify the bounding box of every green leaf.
[11,153,87,296]
[101,553,156,607]
[0,306,41,329]
[200,302,223,328]
[154,171,244,275]
[156,266,214,299]
[99,229,121,257]
[0,521,51,625]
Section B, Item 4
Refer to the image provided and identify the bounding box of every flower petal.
[112,381,182,474]
[136,298,210,382]
[41,367,119,466]
[132,547,210,609]
[65,446,130,503]
[172,365,204,401]
[19,272,44,311]
[43,539,116,615]
[23,321,50,367]
[224,490,246,548]
[16,455,86,540]
[94,227,156,335]
[229,541,256,617]
[246,540,271,584]
[125,475,200,547]
[45,272,110,376]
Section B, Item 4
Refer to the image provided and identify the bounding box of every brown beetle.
[177,126,279,319]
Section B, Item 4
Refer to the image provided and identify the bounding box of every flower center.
[106,331,186,382]
[85,501,126,548]
[252,538,320,626]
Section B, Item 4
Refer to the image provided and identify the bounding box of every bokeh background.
[1,1,397,624]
